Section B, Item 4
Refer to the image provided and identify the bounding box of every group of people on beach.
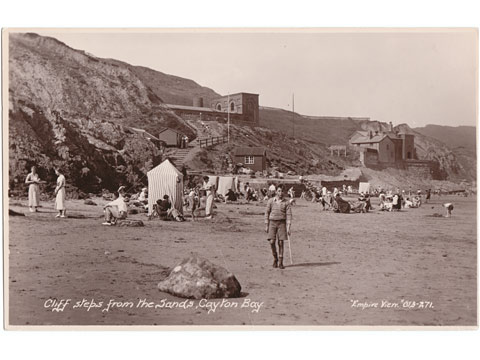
[377,188,425,211]
[23,164,462,272]
[182,176,215,221]
[25,166,66,218]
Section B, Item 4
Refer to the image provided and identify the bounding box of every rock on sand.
[117,219,144,227]
[158,255,242,299]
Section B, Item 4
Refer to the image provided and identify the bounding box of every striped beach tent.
[147,159,184,215]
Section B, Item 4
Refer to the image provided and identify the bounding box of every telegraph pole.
[227,93,230,143]
[292,93,295,138]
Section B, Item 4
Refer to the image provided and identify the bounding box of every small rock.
[117,219,144,227]
[84,199,97,206]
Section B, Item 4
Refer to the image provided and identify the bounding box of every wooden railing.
[197,135,228,148]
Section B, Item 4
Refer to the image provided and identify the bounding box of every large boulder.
[158,255,242,299]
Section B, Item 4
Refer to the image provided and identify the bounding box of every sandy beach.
[7,194,477,327]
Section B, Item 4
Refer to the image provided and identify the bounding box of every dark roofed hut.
[158,127,185,147]
[233,147,266,172]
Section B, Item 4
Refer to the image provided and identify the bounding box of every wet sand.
[7,195,477,327]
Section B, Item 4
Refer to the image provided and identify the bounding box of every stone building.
[211,93,259,124]
[349,125,416,166]
[166,92,259,126]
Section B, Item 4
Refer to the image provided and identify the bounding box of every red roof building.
[233,147,266,172]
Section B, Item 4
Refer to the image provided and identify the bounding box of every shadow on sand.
[286,261,340,268]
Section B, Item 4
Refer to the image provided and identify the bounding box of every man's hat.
[118,186,126,193]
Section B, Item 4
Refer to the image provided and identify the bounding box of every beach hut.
[147,159,184,215]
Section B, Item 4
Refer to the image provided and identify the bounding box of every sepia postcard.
[2,28,478,329]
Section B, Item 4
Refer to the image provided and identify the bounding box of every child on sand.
[443,203,454,217]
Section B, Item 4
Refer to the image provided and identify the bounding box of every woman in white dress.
[54,168,66,218]
[205,184,215,220]
[25,166,41,212]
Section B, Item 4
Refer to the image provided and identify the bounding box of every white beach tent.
[358,182,371,194]
[147,159,184,215]
[217,176,236,196]
[206,176,219,189]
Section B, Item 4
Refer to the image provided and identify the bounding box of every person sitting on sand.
[225,188,237,203]
[138,187,148,204]
[320,194,329,211]
[334,193,351,213]
[157,195,172,220]
[412,195,422,208]
[103,187,127,226]
[383,198,394,212]
[353,193,371,213]
[404,197,415,208]
[154,195,185,222]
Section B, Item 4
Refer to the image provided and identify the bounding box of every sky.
[37,29,478,128]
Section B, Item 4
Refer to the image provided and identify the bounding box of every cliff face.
[8,33,194,195]
[107,60,222,107]
[414,125,476,181]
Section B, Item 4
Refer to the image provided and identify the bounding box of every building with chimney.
[349,122,415,166]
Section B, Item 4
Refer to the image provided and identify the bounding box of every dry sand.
[6,194,477,327]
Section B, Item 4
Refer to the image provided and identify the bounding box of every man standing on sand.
[265,185,292,270]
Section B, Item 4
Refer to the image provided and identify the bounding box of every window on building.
[407,151,411,159]
[216,104,222,111]
[245,156,254,164]
[230,101,235,112]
